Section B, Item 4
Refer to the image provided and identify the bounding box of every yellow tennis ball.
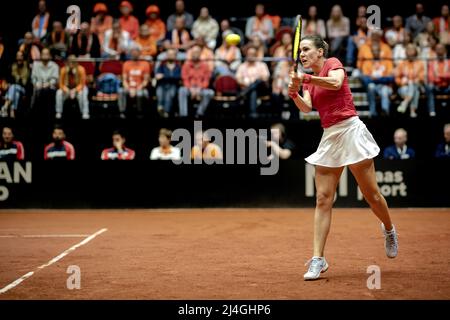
[225,33,241,46]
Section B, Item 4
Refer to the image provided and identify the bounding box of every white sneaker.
[429,111,436,117]
[82,113,90,120]
[410,111,418,118]
[381,223,398,258]
[55,112,62,119]
[397,101,408,113]
[304,256,329,281]
[1,105,8,117]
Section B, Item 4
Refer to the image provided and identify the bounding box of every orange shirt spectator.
[357,32,392,70]
[136,25,157,58]
[181,60,211,89]
[123,59,151,89]
[432,5,450,45]
[59,64,86,92]
[90,3,113,46]
[119,1,139,40]
[19,32,41,63]
[31,0,50,41]
[428,44,450,88]
[186,44,214,73]
[395,59,425,85]
[145,5,166,42]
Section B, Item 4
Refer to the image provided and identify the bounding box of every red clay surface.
[0,208,449,299]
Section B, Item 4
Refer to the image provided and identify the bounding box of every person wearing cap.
[145,5,166,43]
[119,1,139,40]
[136,24,157,59]
[90,2,113,47]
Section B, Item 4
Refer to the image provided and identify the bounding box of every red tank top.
[302,57,357,128]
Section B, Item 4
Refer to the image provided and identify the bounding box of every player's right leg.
[304,165,343,281]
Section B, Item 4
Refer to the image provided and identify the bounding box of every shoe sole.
[303,263,329,281]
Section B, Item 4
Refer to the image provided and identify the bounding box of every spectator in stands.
[119,46,150,119]
[433,5,450,48]
[385,16,406,48]
[392,31,413,66]
[44,21,70,60]
[136,24,157,59]
[186,38,214,73]
[395,44,425,118]
[31,0,50,42]
[164,16,192,52]
[216,19,233,48]
[119,1,139,40]
[1,51,30,118]
[145,5,166,44]
[192,7,219,50]
[55,55,90,119]
[0,126,25,161]
[415,21,438,57]
[302,6,326,38]
[383,128,416,159]
[102,20,133,59]
[405,3,431,39]
[326,5,350,62]
[245,3,274,44]
[90,2,113,46]
[179,45,213,117]
[236,46,270,118]
[71,22,101,58]
[31,48,59,113]
[426,43,450,115]
[156,49,182,117]
[101,131,135,160]
[435,123,450,158]
[150,128,181,160]
[266,123,295,160]
[167,0,194,31]
[358,30,394,116]
[361,44,394,117]
[214,33,242,76]
[19,32,40,64]
[243,35,266,59]
[272,32,292,103]
[346,17,369,66]
[44,125,75,160]
[191,130,223,161]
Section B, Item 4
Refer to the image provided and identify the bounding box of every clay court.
[0,208,449,300]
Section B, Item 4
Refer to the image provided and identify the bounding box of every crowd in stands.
[0,0,449,120]
[1,122,449,161]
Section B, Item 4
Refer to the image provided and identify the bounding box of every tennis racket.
[292,15,302,72]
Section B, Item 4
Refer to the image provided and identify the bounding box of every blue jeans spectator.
[1,84,25,114]
[426,84,450,115]
[360,76,394,116]
[156,84,178,115]
[178,87,214,117]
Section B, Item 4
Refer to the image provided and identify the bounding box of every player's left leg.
[348,158,398,258]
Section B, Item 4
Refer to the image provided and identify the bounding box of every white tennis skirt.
[305,116,380,168]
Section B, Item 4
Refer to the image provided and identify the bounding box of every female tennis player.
[288,35,398,281]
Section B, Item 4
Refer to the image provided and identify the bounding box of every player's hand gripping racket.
[292,15,302,73]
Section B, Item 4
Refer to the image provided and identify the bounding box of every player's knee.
[365,191,384,206]
[316,192,334,209]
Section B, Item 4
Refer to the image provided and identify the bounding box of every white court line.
[0,234,90,238]
[0,228,107,295]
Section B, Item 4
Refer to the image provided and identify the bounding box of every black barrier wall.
[1,160,449,208]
